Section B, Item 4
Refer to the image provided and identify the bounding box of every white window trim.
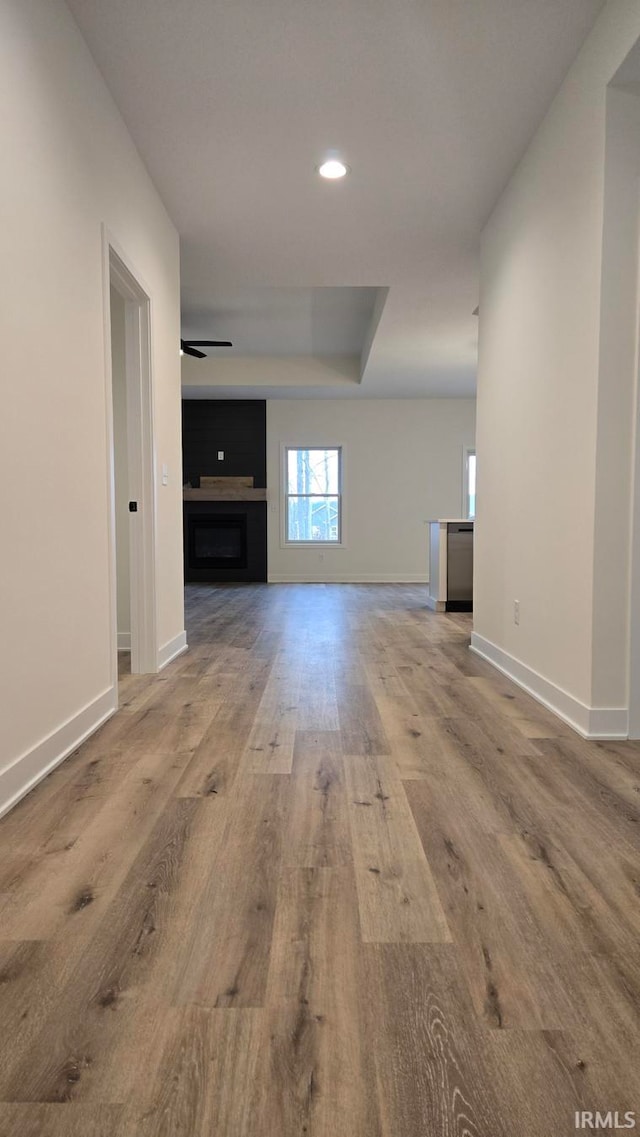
[462,445,476,520]
[280,443,346,548]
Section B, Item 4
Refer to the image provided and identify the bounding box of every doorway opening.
[104,232,157,686]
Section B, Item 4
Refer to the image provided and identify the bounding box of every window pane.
[287,449,339,495]
[287,496,340,542]
[468,453,476,518]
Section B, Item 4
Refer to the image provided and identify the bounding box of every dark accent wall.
[181,399,267,487]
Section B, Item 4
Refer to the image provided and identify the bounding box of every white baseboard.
[425,595,446,612]
[470,632,629,740]
[586,706,629,738]
[117,631,131,651]
[0,686,117,821]
[157,630,188,671]
[268,574,429,584]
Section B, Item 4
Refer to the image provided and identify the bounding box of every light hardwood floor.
[0,583,638,1136]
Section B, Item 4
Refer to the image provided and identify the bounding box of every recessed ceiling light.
[317,158,349,180]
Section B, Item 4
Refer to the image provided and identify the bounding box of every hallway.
[0,584,638,1136]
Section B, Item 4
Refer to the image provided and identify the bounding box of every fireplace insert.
[187,515,247,570]
[183,501,267,582]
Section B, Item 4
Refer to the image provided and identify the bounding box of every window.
[285,447,342,543]
[463,447,476,519]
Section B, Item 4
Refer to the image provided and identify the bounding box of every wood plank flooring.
[0,583,639,1136]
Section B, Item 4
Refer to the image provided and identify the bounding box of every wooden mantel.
[182,475,267,502]
[183,486,268,501]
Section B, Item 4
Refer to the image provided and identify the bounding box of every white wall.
[474,0,640,736]
[592,84,640,712]
[0,0,184,813]
[110,286,131,646]
[267,399,476,582]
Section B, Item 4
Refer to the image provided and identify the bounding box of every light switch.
[161,463,169,486]
[217,450,224,461]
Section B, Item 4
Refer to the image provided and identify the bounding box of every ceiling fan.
[180,338,232,358]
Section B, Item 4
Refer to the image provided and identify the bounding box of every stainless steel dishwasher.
[446,522,474,610]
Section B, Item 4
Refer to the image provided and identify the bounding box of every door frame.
[102,226,158,683]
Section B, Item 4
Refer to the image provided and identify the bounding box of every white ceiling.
[182,285,380,356]
[67,0,605,398]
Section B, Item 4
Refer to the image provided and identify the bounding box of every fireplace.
[188,515,247,570]
[183,500,267,582]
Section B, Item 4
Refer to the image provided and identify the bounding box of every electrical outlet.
[217,450,224,461]
[514,600,520,626]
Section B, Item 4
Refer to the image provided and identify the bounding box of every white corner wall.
[0,0,184,815]
[473,0,640,737]
[267,399,476,582]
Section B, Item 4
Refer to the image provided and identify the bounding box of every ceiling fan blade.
[182,345,206,358]
[184,340,233,347]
